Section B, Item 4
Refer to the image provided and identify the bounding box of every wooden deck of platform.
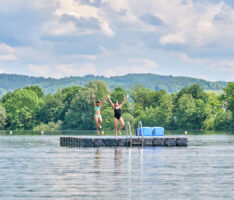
[60,136,188,147]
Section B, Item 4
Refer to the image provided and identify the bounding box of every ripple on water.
[0,134,234,200]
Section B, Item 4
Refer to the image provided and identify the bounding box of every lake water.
[0,132,234,200]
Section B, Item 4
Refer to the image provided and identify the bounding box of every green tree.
[189,84,208,101]
[206,92,223,114]
[174,94,196,129]
[132,88,173,128]
[0,105,6,129]
[132,103,144,118]
[111,87,126,103]
[33,120,63,131]
[223,82,234,117]
[86,80,110,101]
[176,84,208,103]
[37,94,63,124]
[111,87,129,111]
[155,93,174,128]
[1,92,14,104]
[63,88,95,130]
[3,89,43,129]
[24,86,44,98]
[214,110,232,130]
[135,107,157,127]
[192,99,210,129]
[131,85,152,108]
[55,86,83,121]
[202,115,215,130]
[122,112,135,129]
[101,107,114,130]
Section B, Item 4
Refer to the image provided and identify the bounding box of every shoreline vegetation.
[0,130,233,136]
[0,81,233,132]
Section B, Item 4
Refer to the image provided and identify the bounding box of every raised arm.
[92,95,96,107]
[120,95,128,108]
[107,95,115,108]
[100,96,107,106]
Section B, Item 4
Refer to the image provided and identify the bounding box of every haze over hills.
[0,73,227,97]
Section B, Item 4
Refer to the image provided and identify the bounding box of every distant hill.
[0,73,227,97]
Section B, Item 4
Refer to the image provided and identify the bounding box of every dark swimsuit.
[114,108,122,120]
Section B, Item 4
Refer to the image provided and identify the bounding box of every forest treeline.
[0,73,227,97]
[0,81,233,131]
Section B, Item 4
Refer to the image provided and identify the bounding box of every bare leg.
[99,116,104,135]
[99,116,103,129]
[114,118,118,137]
[94,117,100,135]
[118,117,125,135]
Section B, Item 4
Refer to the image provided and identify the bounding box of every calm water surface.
[0,132,234,200]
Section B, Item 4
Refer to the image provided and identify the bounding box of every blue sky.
[0,0,234,81]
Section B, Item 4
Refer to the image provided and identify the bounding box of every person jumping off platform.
[107,94,128,137]
[92,95,106,135]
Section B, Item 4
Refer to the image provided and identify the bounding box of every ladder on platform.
[126,121,145,147]
[126,121,132,147]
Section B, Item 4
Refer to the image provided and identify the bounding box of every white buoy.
[185,131,188,135]
[10,130,13,135]
[41,130,44,135]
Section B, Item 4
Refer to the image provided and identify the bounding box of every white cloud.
[1,0,234,82]
[0,0,53,13]
[0,43,17,61]
[0,55,17,61]
[102,0,129,12]
[76,54,97,61]
[105,58,158,77]
[150,0,234,46]
[43,20,77,35]
[0,43,14,53]
[209,60,234,73]
[173,52,206,63]
[128,58,158,68]
[52,0,114,36]
[28,64,52,77]
[102,0,234,47]
[56,63,98,77]
[28,62,98,78]
[54,0,99,18]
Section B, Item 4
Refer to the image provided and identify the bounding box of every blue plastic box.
[136,127,164,136]
[136,127,152,136]
[152,127,164,136]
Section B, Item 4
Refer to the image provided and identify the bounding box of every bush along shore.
[0,81,233,131]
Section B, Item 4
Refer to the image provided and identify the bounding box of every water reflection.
[94,149,102,175]
[114,149,123,171]
[0,135,234,199]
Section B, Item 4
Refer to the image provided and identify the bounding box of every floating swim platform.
[60,136,188,147]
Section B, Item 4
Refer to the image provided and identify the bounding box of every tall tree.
[56,86,83,121]
[63,88,95,130]
[86,80,110,101]
[131,85,152,108]
[3,89,43,129]
[24,86,44,98]
[36,94,62,124]
[223,82,234,116]
[176,84,208,103]
[110,87,129,111]
[174,94,196,129]
[0,105,6,129]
